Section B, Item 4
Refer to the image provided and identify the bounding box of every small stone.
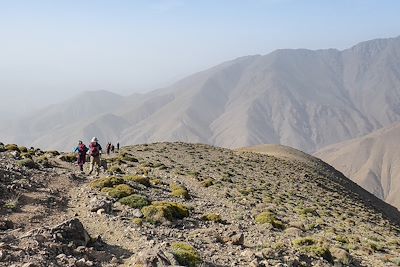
[250,259,260,267]
[131,209,143,218]
[56,253,66,259]
[97,209,105,215]
[241,249,254,259]
[89,197,112,213]
[34,234,46,243]
[75,258,86,267]
[331,247,352,265]
[22,263,36,267]
[111,256,119,264]
[223,232,244,245]
[85,261,94,267]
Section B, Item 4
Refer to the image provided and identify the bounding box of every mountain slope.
[3,36,400,151]
[1,90,126,147]
[1,142,400,266]
[315,123,400,210]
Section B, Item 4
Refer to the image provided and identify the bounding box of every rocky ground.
[1,142,400,267]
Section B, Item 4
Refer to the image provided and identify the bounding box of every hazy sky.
[0,0,399,114]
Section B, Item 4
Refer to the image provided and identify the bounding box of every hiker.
[106,142,111,155]
[74,141,88,172]
[88,137,103,175]
[117,142,120,151]
[111,144,115,153]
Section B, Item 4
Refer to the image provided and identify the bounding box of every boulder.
[0,219,14,230]
[222,231,244,246]
[51,219,90,247]
[131,248,181,266]
[89,197,112,213]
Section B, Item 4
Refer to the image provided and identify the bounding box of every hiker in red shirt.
[88,137,103,175]
[74,141,88,172]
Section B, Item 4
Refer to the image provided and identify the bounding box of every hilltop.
[1,142,400,266]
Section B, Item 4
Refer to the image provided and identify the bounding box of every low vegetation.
[170,183,190,199]
[17,158,38,169]
[107,165,124,175]
[141,202,190,224]
[59,153,77,163]
[118,194,150,209]
[90,177,125,189]
[171,243,202,267]
[255,211,285,230]
[107,184,134,199]
[123,175,151,187]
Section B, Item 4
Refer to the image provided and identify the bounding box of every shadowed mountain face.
[2,36,400,152]
[315,123,400,210]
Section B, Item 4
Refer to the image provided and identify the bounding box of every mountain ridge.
[2,36,400,152]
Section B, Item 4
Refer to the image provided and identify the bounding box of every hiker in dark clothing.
[88,137,102,175]
[106,142,111,155]
[117,142,120,151]
[74,141,88,172]
[111,144,115,153]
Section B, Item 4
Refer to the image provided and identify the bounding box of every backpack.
[79,144,88,155]
[90,142,100,157]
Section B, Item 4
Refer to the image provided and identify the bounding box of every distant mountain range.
[1,36,400,153]
[315,122,400,210]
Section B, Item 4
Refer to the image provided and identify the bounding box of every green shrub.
[5,144,19,152]
[141,202,189,224]
[90,177,124,189]
[20,152,33,159]
[17,158,37,169]
[124,175,150,187]
[18,146,28,152]
[132,218,143,226]
[3,197,19,211]
[305,246,333,263]
[119,153,138,162]
[335,235,348,244]
[100,187,113,194]
[108,165,124,174]
[171,243,202,267]
[150,178,162,185]
[367,241,385,252]
[292,237,317,246]
[255,211,285,229]
[0,145,5,152]
[37,156,51,167]
[170,183,189,199]
[59,153,77,162]
[119,194,149,209]
[46,150,60,156]
[201,213,222,223]
[108,184,134,199]
[297,207,318,216]
[3,202,18,210]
